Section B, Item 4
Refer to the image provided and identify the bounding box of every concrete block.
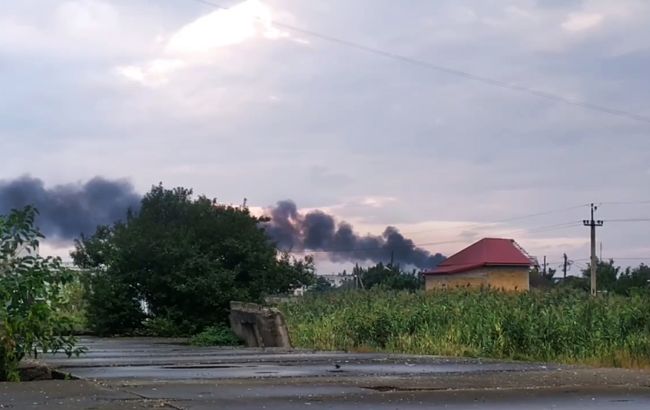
[229,302,291,348]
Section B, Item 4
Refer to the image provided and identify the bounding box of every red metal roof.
[424,238,533,275]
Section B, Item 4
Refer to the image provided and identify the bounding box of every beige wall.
[425,266,529,292]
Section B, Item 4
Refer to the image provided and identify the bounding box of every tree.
[351,262,422,291]
[308,276,333,293]
[530,267,556,289]
[614,264,650,296]
[582,259,619,292]
[72,185,315,335]
[0,207,82,381]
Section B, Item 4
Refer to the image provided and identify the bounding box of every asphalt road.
[5,337,648,409]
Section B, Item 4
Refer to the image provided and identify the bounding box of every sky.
[1,0,650,274]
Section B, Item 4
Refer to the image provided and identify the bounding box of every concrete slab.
[16,337,647,409]
[0,379,163,409]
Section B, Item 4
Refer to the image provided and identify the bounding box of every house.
[423,238,534,292]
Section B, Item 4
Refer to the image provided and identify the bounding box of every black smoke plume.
[0,176,141,241]
[265,200,445,270]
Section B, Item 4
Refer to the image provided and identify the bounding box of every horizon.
[2,0,649,274]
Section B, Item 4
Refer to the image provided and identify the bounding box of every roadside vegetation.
[282,288,650,368]
[189,325,240,347]
[0,207,83,381]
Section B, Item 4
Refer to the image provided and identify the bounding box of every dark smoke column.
[263,200,445,270]
[0,176,141,241]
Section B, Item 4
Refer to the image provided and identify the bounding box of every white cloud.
[118,0,289,86]
[166,0,285,54]
[562,12,604,32]
[117,59,187,87]
[359,196,398,208]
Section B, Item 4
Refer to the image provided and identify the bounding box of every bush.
[190,325,240,346]
[0,207,84,381]
[281,288,650,368]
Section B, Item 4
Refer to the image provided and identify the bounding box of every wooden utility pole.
[583,203,603,296]
[563,253,568,279]
[542,256,547,275]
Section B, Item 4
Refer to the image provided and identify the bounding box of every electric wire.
[183,0,650,125]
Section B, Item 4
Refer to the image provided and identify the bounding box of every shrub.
[190,325,240,346]
[281,288,650,368]
[0,207,84,381]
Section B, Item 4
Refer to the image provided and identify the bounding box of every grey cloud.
[0,176,140,241]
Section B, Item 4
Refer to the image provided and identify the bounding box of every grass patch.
[280,288,650,368]
[189,325,240,346]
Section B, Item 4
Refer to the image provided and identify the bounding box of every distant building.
[422,238,534,292]
[320,273,354,287]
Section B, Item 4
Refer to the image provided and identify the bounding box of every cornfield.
[281,289,650,368]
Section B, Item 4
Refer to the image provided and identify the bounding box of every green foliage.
[73,184,315,336]
[73,225,144,336]
[142,316,190,337]
[614,264,650,296]
[582,259,620,292]
[282,289,650,368]
[529,267,556,289]
[351,262,422,291]
[0,206,83,381]
[307,276,333,293]
[83,270,145,336]
[59,274,89,334]
[190,325,240,346]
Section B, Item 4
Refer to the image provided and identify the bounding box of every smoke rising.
[0,176,141,241]
[265,200,445,270]
[0,177,445,269]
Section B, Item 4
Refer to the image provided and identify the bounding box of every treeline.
[531,260,650,296]
[310,259,650,296]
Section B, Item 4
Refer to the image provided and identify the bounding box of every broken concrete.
[229,301,292,348]
[18,359,53,381]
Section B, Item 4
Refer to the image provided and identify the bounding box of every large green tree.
[72,185,315,335]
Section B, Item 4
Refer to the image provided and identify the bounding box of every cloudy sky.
[2,0,649,273]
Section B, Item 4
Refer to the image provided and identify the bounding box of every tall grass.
[281,289,650,368]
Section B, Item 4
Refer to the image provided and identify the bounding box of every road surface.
[1,337,647,409]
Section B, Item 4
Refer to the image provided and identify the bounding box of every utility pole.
[599,242,603,260]
[583,203,603,296]
[563,253,568,279]
[543,256,547,275]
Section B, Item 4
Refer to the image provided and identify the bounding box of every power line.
[603,218,650,222]
[598,200,650,206]
[401,204,588,236]
[603,257,650,261]
[525,221,583,232]
[182,0,650,125]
